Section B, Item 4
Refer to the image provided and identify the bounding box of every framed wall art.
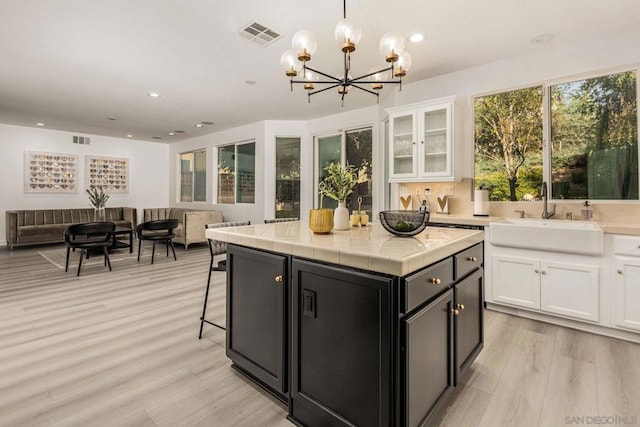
[24,150,78,193]
[85,155,129,194]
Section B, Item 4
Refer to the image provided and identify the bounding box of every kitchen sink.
[489,218,604,255]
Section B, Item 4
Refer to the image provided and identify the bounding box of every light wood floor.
[1,244,639,426]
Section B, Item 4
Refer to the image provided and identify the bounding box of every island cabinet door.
[290,259,393,427]
[454,268,484,384]
[401,288,454,427]
[226,244,288,398]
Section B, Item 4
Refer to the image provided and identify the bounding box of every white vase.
[94,207,106,222]
[333,202,350,230]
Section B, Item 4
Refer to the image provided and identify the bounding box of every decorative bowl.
[379,210,430,237]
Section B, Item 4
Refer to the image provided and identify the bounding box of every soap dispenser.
[581,201,593,220]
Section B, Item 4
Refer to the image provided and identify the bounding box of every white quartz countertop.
[207,222,483,277]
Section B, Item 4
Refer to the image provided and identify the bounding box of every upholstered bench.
[6,207,136,249]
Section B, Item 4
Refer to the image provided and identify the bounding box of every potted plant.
[87,187,110,221]
[308,182,334,234]
[322,162,357,230]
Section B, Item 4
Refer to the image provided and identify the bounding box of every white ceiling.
[1,0,639,143]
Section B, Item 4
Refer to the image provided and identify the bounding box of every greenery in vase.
[87,187,109,208]
[322,162,357,203]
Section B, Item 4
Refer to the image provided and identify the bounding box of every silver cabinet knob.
[617,269,623,275]
[535,269,540,273]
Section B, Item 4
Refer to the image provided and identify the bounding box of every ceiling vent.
[73,136,90,145]
[239,22,282,47]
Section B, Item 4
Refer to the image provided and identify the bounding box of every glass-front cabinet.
[387,96,457,182]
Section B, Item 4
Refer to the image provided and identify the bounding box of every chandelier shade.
[334,18,362,52]
[282,0,411,105]
[291,30,318,62]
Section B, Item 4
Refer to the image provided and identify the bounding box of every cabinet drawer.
[611,235,640,257]
[403,257,454,313]
[455,243,483,279]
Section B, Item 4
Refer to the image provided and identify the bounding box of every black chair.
[136,219,178,264]
[199,220,250,338]
[264,218,299,223]
[64,222,116,276]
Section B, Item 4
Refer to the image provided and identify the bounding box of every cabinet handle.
[541,270,546,275]
[467,256,477,262]
[428,277,442,285]
[617,269,623,275]
[456,303,465,310]
[275,275,283,282]
[535,269,540,274]
[451,309,460,316]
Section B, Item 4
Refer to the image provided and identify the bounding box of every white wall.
[0,123,170,246]
[168,121,267,224]
[382,25,640,178]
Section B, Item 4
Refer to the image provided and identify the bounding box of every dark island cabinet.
[290,259,394,427]
[226,244,288,400]
[224,241,484,427]
[401,288,455,427]
[454,268,484,382]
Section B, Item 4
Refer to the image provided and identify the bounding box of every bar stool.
[199,220,250,338]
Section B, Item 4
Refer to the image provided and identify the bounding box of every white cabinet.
[540,260,599,322]
[611,235,640,332]
[386,96,457,182]
[492,254,540,309]
[490,253,600,322]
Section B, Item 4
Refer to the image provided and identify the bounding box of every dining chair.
[136,219,179,264]
[64,222,116,276]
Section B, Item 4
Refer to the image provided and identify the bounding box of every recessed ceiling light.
[126,134,133,138]
[107,117,117,121]
[201,121,214,125]
[195,124,204,128]
[530,33,554,45]
[409,33,424,43]
[168,132,175,136]
[148,92,161,98]
[36,123,45,126]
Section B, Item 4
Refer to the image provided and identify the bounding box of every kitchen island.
[207,222,484,427]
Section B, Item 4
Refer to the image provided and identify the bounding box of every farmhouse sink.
[489,218,604,255]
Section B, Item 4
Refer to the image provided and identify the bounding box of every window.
[217,141,255,204]
[315,127,373,214]
[474,68,639,201]
[180,149,206,202]
[275,137,301,219]
[474,87,543,201]
[551,71,638,199]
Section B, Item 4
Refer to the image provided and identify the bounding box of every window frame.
[313,125,374,212]
[472,65,640,202]
[214,139,256,205]
[178,148,207,203]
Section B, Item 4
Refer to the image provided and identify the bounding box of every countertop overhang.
[207,222,483,276]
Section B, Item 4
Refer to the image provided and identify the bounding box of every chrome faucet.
[540,181,556,219]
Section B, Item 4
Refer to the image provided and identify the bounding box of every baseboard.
[486,302,640,344]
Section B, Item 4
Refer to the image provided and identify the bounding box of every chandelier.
[280,0,412,105]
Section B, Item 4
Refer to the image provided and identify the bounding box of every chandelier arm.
[291,79,347,85]
[350,83,383,97]
[309,84,342,96]
[349,66,394,82]
[303,65,342,82]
